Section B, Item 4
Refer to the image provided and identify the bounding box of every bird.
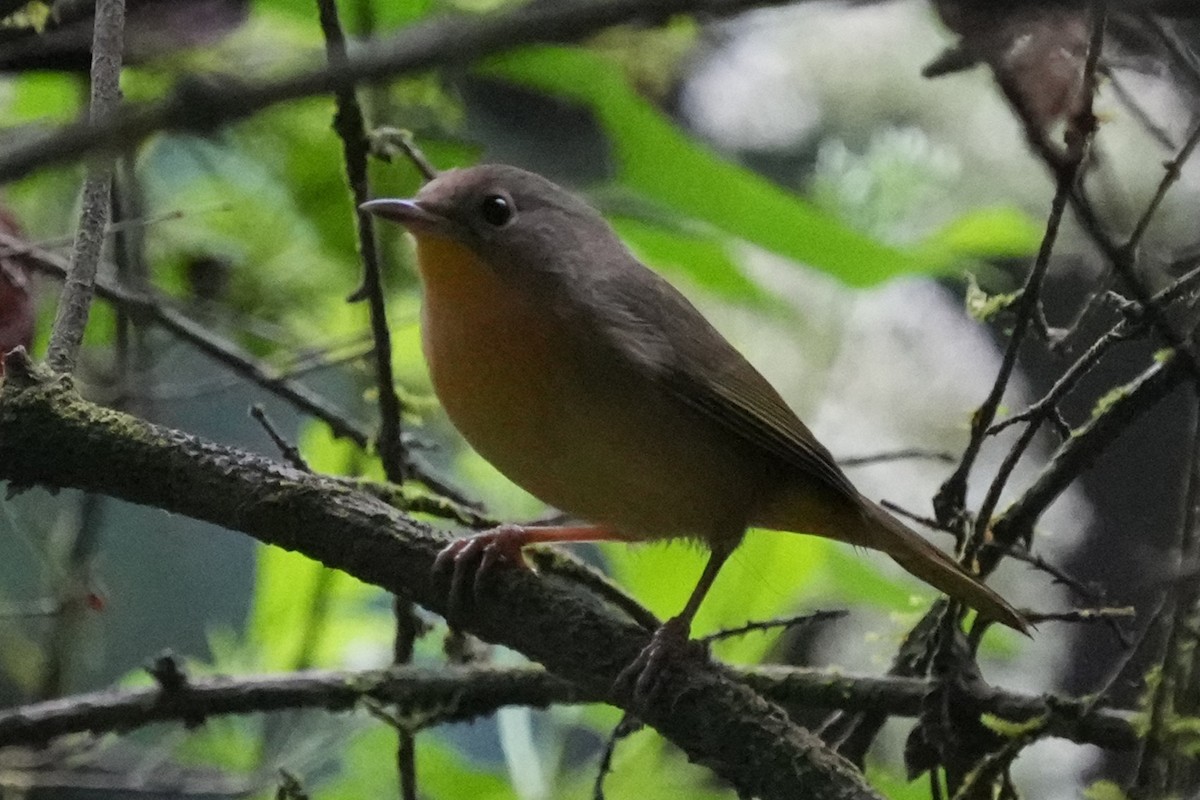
[361,164,1028,693]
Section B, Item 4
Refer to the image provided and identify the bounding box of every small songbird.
[362,164,1027,690]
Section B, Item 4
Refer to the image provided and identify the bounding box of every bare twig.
[312,0,418,791]
[994,353,1190,549]
[45,0,126,372]
[250,404,310,471]
[880,500,957,536]
[1022,607,1136,627]
[1131,388,1200,796]
[1126,117,1200,253]
[593,714,641,800]
[838,449,955,468]
[988,323,1135,437]
[1082,598,1166,717]
[371,128,438,181]
[952,4,1105,547]
[701,609,847,643]
[1000,545,1130,645]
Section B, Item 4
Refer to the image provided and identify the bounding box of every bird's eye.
[479,194,513,227]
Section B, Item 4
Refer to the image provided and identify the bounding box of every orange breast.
[412,233,763,541]
[413,234,582,496]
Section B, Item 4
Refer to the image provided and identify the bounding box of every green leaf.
[920,206,1042,265]
[609,215,771,305]
[605,531,830,665]
[964,272,1023,323]
[248,541,391,670]
[325,726,518,800]
[6,72,78,123]
[1083,780,1131,800]
[561,721,736,800]
[979,712,1048,738]
[480,47,916,286]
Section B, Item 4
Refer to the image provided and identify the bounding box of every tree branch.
[44,0,126,372]
[0,351,879,800]
[0,0,807,186]
[0,664,1139,753]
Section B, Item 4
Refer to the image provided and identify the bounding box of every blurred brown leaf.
[0,207,35,373]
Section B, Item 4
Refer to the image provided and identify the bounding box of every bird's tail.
[860,501,1030,635]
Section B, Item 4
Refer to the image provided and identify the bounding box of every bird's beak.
[359,198,443,232]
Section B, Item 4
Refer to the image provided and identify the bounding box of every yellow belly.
[414,235,760,541]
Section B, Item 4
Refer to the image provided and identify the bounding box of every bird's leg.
[434,524,620,620]
[616,544,733,701]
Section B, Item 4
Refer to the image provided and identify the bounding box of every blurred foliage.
[0,0,1045,796]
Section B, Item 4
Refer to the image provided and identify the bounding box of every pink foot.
[433,525,531,620]
[614,616,710,702]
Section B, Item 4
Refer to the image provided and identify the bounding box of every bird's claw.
[433,525,530,620]
[614,617,709,703]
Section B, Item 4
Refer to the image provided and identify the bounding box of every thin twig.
[1136,11,1200,96]
[1082,597,1166,718]
[1000,545,1130,645]
[1022,607,1136,627]
[880,500,957,536]
[837,449,955,468]
[312,0,417,794]
[250,404,310,471]
[371,128,438,181]
[592,714,641,800]
[1125,117,1200,253]
[701,609,847,643]
[995,353,1190,549]
[45,0,126,372]
[1131,387,1200,796]
[988,323,1135,437]
[962,3,1106,547]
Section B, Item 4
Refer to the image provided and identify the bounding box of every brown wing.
[575,257,860,504]
[661,351,860,503]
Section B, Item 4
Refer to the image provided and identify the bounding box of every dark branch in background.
[371,128,438,181]
[594,713,641,800]
[993,353,1190,549]
[988,322,1134,438]
[0,0,808,186]
[1132,387,1200,796]
[0,664,1141,754]
[0,355,883,800]
[700,609,846,643]
[44,0,126,372]
[935,4,1104,541]
[311,0,418,793]
[1057,16,1200,378]
[969,129,1094,544]
[313,0,406,482]
[1002,545,1131,646]
[251,404,310,471]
